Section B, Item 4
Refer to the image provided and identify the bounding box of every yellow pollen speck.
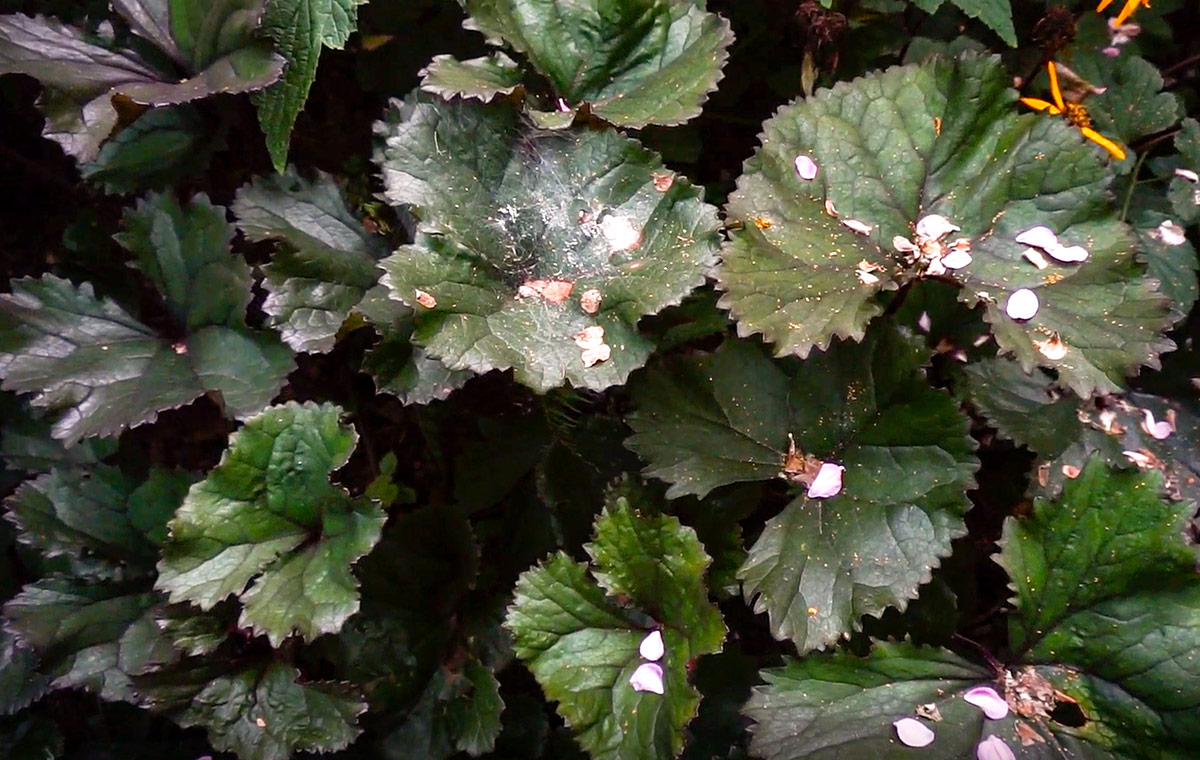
[1043,273,1065,285]
[807,606,819,616]
[753,215,773,230]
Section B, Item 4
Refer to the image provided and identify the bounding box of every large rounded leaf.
[458,0,733,128]
[374,96,720,392]
[627,328,977,652]
[718,53,1172,396]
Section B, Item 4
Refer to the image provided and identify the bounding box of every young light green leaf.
[420,52,524,103]
[719,53,1172,395]
[374,95,720,392]
[116,191,250,331]
[994,460,1200,756]
[506,494,725,760]
[156,402,386,646]
[254,0,367,171]
[744,643,995,760]
[233,168,386,352]
[458,0,733,127]
[134,660,366,760]
[629,328,977,652]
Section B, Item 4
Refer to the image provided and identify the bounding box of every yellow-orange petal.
[1080,127,1127,160]
[1020,97,1055,112]
[1047,61,1065,112]
[1096,0,1115,10]
[1114,0,1148,24]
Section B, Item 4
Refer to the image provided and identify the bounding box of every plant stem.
[1120,150,1150,223]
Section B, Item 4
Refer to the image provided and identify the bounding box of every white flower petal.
[842,218,873,235]
[917,311,931,333]
[1142,410,1173,440]
[1022,248,1050,269]
[581,343,611,368]
[893,718,935,748]
[639,630,665,661]
[795,155,819,180]
[629,662,664,694]
[1047,244,1089,263]
[941,249,972,270]
[963,686,1009,720]
[806,462,844,499]
[976,736,1016,760]
[1155,220,1187,246]
[1015,226,1059,251]
[893,235,919,253]
[916,214,960,241]
[573,325,605,349]
[1005,288,1039,321]
[1175,168,1199,183]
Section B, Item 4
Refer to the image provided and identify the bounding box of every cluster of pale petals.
[893,685,1014,759]
[629,630,666,694]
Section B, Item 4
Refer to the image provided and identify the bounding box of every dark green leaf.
[82,105,218,195]
[157,402,385,645]
[0,276,293,443]
[961,357,1081,458]
[996,460,1200,756]
[718,53,1172,395]
[0,630,48,715]
[459,0,733,127]
[115,191,250,331]
[1072,54,1181,149]
[629,328,977,651]
[254,0,367,171]
[136,660,366,760]
[506,493,725,760]
[0,398,116,474]
[3,578,162,701]
[743,643,995,760]
[1168,118,1200,224]
[445,657,504,756]
[420,52,523,103]
[233,168,385,353]
[375,95,720,392]
[946,0,1016,47]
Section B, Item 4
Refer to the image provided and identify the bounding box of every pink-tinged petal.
[1005,289,1039,321]
[916,214,960,241]
[807,462,844,498]
[806,463,844,497]
[917,311,931,333]
[1046,244,1089,263]
[795,155,819,180]
[1142,410,1173,439]
[1102,46,1121,57]
[842,218,873,235]
[893,718,935,748]
[941,249,972,270]
[963,686,1009,719]
[639,630,665,661]
[629,662,664,694]
[893,235,919,253]
[1015,226,1059,251]
[1154,220,1187,246]
[976,736,1016,760]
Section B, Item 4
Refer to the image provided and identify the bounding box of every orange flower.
[1019,61,1126,161]
[1096,0,1150,25]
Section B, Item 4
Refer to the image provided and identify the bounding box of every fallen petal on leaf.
[976,736,1016,760]
[893,235,918,253]
[1154,220,1187,246]
[1175,168,1199,183]
[824,198,838,217]
[581,343,612,368]
[1005,289,1039,321]
[1047,244,1089,263]
[806,462,844,498]
[916,214,960,240]
[1141,409,1173,439]
[580,288,603,314]
[963,686,1010,719]
[414,289,437,308]
[1034,333,1068,360]
[842,218,872,235]
[1022,248,1050,269]
[794,155,819,180]
[893,718,934,748]
[629,662,664,694]
[574,326,606,349]
[918,312,931,333]
[1015,226,1059,250]
[638,630,665,661]
[941,249,972,270]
